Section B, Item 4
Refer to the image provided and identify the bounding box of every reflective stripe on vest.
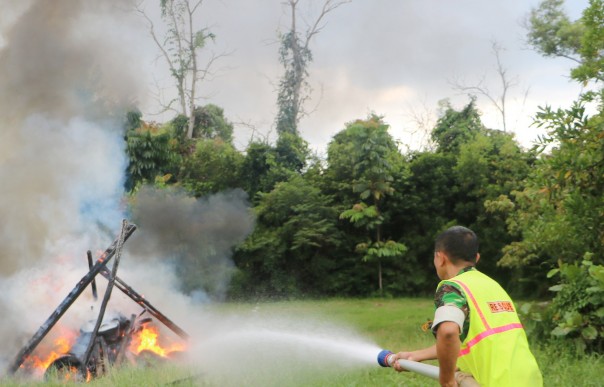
[449,277,524,357]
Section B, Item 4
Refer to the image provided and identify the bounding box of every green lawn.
[3,298,603,386]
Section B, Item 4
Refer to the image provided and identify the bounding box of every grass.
[3,298,602,386]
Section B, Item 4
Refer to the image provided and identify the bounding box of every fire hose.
[378,350,480,386]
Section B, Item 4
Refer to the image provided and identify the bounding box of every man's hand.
[389,345,437,372]
[391,351,414,372]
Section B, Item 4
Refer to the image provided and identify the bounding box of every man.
[392,226,542,387]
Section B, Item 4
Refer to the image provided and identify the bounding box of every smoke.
[0,0,145,375]
[125,186,255,301]
[0,0,144,275]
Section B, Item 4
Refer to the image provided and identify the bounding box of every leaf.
[549,284,565,292]
[551,326,572,337]
[581,326,598,341]
[564,311,583,328]
[588,265,604,283]
[547,268,560,278]
[519,302,532,315]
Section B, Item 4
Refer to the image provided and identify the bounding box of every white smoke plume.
[0,0,143,276]
[0,0,175,377]
[0,0,138,374]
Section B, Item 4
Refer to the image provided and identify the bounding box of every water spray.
[377,350,480,386]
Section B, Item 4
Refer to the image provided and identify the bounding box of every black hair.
[434,226,478,264]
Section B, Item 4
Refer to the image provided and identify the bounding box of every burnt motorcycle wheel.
[44,355,89,382]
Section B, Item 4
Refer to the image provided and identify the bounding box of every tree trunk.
[377,222,383,295]
[378,260,383,295]
[186,3,197,139]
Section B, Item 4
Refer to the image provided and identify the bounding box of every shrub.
[522,254,604,354]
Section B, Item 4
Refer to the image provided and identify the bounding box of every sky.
[137,0,590,154]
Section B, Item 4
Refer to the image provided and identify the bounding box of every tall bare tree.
[450,41,528,133]
[139,0,220,139]
[276,0,350,136]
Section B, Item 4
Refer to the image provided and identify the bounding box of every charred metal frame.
[7,220,189,377]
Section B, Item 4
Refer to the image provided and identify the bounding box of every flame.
[129,325,185,358]
[23,327,77,377]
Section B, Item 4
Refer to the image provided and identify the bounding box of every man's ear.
[475,253,480,264]
[435,251,446,267]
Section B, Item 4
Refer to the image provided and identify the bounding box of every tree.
[179,138,243,197]
[139,0,219,139]
[125,120,179,192]
[275,0,349,135]
[431,98,484,153]
[498,0,604,295]
[526,0,604,83]
[336,115,407,295]
[526,0,584,63]
[495,103,604,287]
[571,0,604,84]
[238,134,309,201]
[391,151,458,293]
[169,103,234,142]
[455,130,533,286]
[450,41,527,133]
[232,175,342,298]
[392,100,532,292]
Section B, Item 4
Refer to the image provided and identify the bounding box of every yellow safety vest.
[438,270,543,387]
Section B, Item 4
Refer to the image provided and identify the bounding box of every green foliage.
[572,0,604,83]
[239,141,298,199]
[431,98,484,153]
[179,138,243,197]
[275,132,309,172]
[124,122,179,192]
[332,115,407,294]
[455,130,532,285]
[394,101,531,290]
[498,102,604,283]
[191,104,234,142]
[232,176,343,298]
[356,239,408,263]
[170,104,234,143]
[340,202,380,228]
[275,30,312,135]
[527,0,604,83]
[526,0,584,60]
[124,109,142,132]
[328,115,400,204]
[521,256,604,354]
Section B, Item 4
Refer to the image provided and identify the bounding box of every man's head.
[433,226,479,279]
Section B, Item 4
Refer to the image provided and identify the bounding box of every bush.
[521,254,604,354]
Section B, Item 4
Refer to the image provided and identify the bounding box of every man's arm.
[435,321,461,387]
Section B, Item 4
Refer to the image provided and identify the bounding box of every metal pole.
[98,268,189,340]
[87,250,98,301]
[79,220,129,371]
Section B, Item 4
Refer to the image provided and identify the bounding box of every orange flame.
[23,328,77,376]
[129,325,185,358]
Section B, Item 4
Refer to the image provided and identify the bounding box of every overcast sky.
[136,0,589,153]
